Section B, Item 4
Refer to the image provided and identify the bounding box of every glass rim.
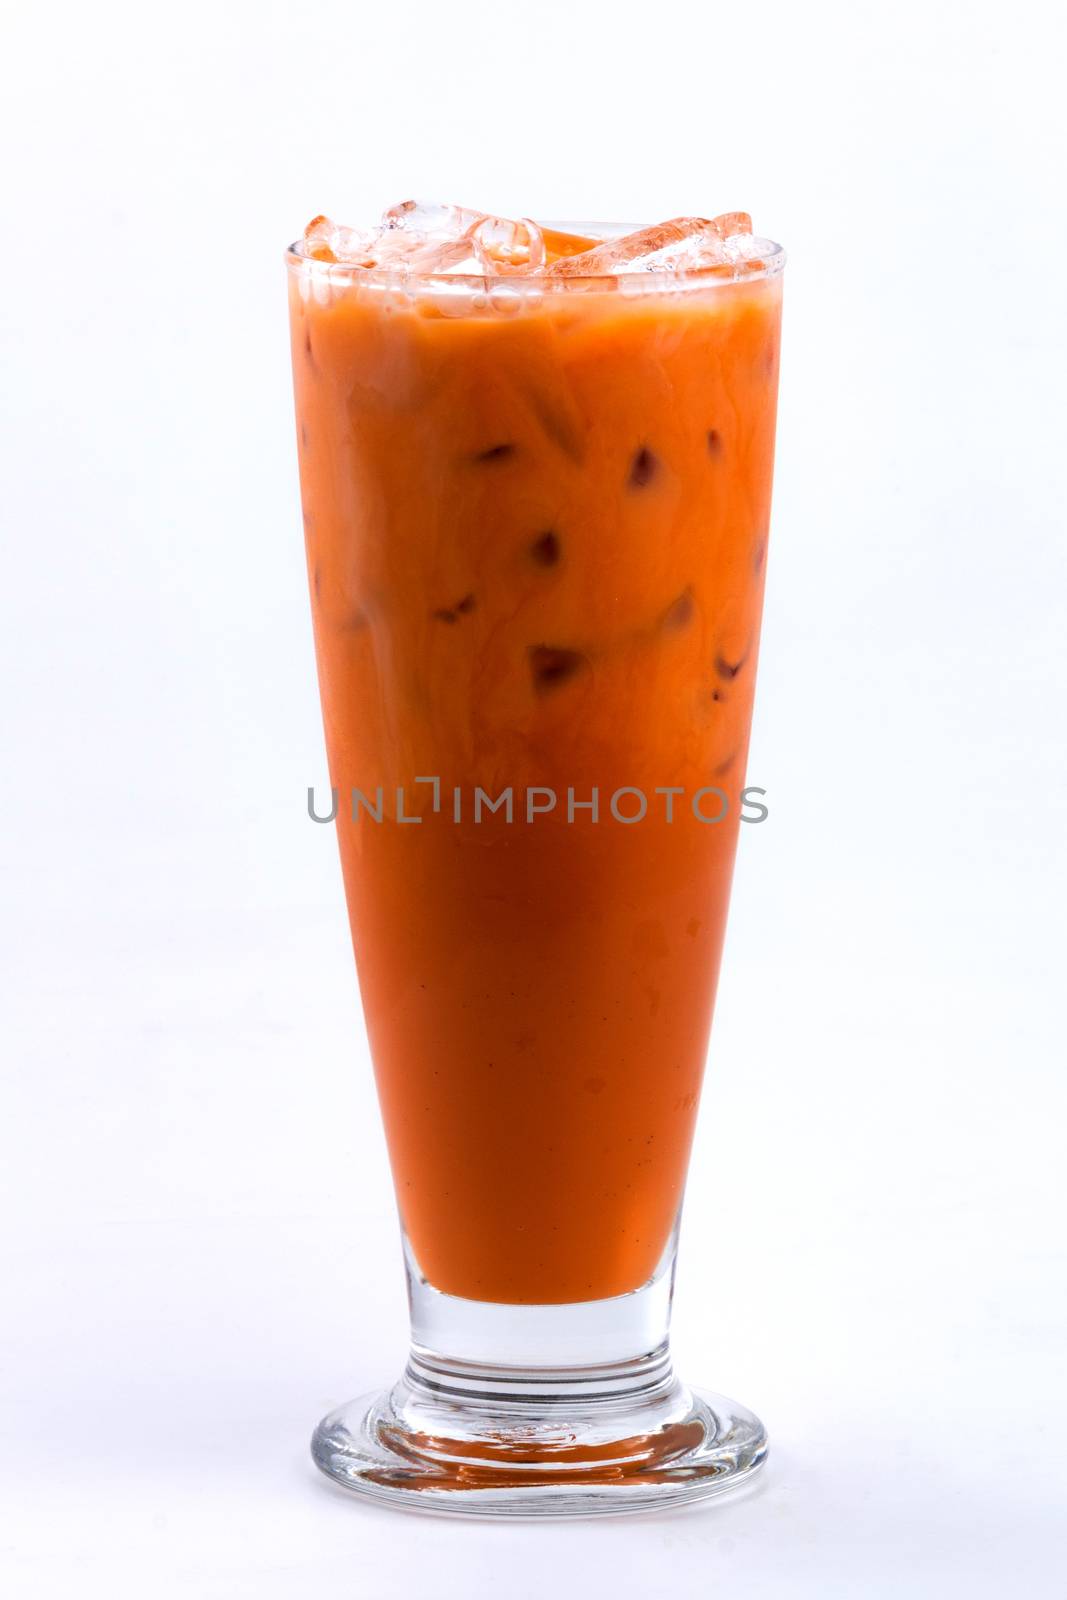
[284,219,786,292]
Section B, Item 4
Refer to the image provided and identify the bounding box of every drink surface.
[289,208,783,1304]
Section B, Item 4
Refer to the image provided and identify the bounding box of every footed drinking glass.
[287,219,784,1515]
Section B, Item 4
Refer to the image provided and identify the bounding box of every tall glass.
[287,225,784,1515]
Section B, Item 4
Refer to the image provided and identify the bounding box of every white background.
[1,0,1064,1594]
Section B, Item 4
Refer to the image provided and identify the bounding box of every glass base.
[311,1370,767,1517]
[312,1232,766,1516]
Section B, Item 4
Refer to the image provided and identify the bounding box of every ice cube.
[624,226,729,274]
[546,218,717,276]
[710,211,753,239]
[720,233,780,274]
[303,215,335,261]
[379,233,478,273]
[705,214,773,277]
[541,226,601,264]
[471,215,546,275]
[381,199,486,239]
[376,199,487,273]
[302,215,379,266]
